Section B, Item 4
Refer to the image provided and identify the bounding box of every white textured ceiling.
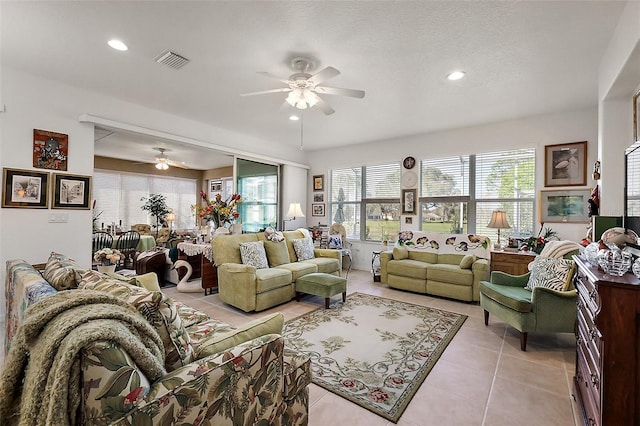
[1,1,625,167]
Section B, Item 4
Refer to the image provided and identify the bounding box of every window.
[93,170,197,230]
[329,162,400,241]
[236,158,279,233]
[627,142,640,215]
[418,149,535,241]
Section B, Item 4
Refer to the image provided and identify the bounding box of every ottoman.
[295,273,347,308]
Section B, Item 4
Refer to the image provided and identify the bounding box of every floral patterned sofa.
[380,232,491,302]
[4,255,311,425]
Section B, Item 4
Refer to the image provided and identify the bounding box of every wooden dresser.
[490,250,536,275]
[573,255,640,426]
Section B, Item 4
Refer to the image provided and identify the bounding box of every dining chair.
[92,231,114,254]
[115,230,141,269]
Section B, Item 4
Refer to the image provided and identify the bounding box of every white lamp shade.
[487,210,511,229]
[286,202,305,219]
[166,213,176,222]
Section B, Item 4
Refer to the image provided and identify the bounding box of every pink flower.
[368,387,389,403]
[342,379,356,389]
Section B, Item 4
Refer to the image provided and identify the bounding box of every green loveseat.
[380,232,491,302]
[212,230,341,312]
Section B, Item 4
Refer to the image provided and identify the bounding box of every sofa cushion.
[263,240,291,267]
[328,234,343,249]
[79,270,194,371]
[427,263,474,285]
[437,253,465,266]
[480,281,532,313]
[274,262,317,281]
[240,241,269,269]
[300,257,340,274]
[255,268,293,294]
[186,317,237,348]
[387,259,428,279]
[460,255,477,269]
[292,238,315,261]
[43,252,85,290]
[526,257,575,292]
[173,300,210,328]
[407,251,438,264]
[393,246,409,260]
[106,271,162,292]
[194,312,284,359]
[211,233,259,265]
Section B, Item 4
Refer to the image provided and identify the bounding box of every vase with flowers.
[94,248,125,274]
[193,191,242,235]
[524,224,558,254]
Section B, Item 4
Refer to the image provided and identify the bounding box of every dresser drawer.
[577,312,601,376]
[576,274,600,314]
[577,342,601,413]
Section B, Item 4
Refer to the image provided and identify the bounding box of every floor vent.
[154,50,190,70]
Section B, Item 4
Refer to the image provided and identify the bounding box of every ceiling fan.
[145,147,189,170]
[241,57,365,115]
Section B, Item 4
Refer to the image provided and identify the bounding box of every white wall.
[281,165,308,231]
[0,67,307,317]
[306,107,599,270]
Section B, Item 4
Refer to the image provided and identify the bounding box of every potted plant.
[94,248,124,274]
[140,194,171,237]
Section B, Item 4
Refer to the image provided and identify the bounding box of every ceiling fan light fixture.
[155,162,169,170]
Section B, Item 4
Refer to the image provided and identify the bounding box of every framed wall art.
[313,193,324,203]
[33,129,68,171]
[544,141,587,187]
[313,175,324,191]
[51,173,91,209]
[2,168,49,208]
[312,203,325,217]
[402,188,416,215]
[539,189,591,223]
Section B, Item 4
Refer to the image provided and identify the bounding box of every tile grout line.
[481,323,506,426]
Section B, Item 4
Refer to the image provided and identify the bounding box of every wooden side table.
[490,250,536,276]
[177,242,218,295]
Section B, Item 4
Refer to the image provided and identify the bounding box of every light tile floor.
[1,269,581,426]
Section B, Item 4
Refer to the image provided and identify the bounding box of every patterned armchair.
[4,258,311,425]
[131,224,152,235]
[155,227,172,247]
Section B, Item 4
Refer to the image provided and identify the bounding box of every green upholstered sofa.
[4,257,311,425]
[212,230,341,312]
[380,232,491,302]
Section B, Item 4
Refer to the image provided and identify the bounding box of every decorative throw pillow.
[460,254,477,269]
[292,238,315,261]
[263,240,290,267]
[393,246,409,260]
[79,270,194,371]
[328,234,343,249]
[195,312,284,359]
[525,257,576,292]
[240,241,269,269]
[43,252,86,291]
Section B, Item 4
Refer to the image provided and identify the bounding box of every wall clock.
[403,156,416,169]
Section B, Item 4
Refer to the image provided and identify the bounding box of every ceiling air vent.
[154,50,190,70]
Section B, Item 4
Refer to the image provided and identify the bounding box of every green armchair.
[479,270,577,351]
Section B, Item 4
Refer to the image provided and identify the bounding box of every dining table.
[111,234,157,252]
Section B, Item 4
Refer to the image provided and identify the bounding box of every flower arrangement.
[524,224,558,254]
[94,248,124,266]
[193,191,242,228]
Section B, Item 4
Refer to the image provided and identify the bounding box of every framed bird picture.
[544,141,587,187]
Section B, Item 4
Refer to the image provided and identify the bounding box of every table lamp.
[283,202,305,231]
[487,210,511,250]
[166,212,176,231]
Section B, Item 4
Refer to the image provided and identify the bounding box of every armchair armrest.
[112,334,286,425]
[532,287,578,331]
[380,251,393,283]
[490,271,530,287]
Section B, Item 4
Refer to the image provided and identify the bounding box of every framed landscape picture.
[540,189,590,223]
[51,173,91,209]
[312,203,325,216]
[544,141,587,187]
[2,168,49,208]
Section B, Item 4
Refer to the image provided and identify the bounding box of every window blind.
[476,149,535,199]
[421,156,469,197]
[365,162,400,199]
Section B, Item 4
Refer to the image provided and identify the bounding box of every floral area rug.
[282,292,467,423]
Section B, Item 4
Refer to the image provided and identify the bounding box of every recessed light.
[108,39,128,51]
[447,71,465,81]
[289,115,300,121]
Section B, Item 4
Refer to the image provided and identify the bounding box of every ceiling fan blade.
[240,87,292,97]
[167,160,190,169]
[256,71,291,84]
[307,66,340,85]
[315,96,335,115]
[315,86,365,99]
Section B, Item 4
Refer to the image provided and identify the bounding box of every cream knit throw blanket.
[0,290,166,426]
